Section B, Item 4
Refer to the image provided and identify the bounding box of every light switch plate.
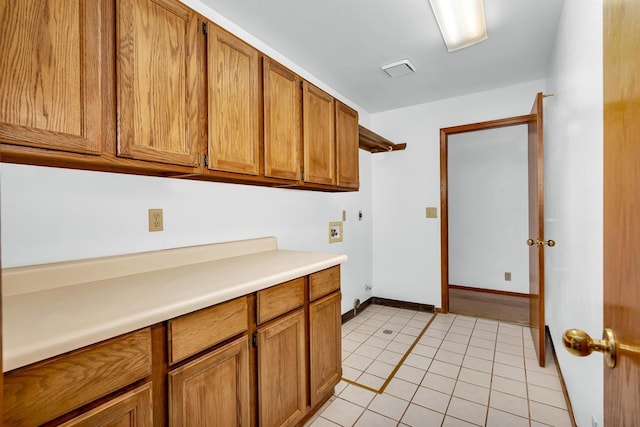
[426,207,438,218]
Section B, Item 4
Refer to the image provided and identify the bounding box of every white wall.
[544,1,603,426]
[448,126,529,293]
[369,80,545,307]
[0,150,373,314]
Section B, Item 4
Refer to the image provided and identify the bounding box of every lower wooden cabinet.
[3,270,341,427]
[59,383,153,427]
[309,291,342,406]
[168,335,250,426]
[257,309,307,427]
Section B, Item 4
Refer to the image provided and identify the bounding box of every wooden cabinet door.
[59,384,153,427]
[207,25,260,175]
[303,82,335,185]
[116,0,200,166]
[0,0,102,155]
[263,58,301,181]
[169,335,250,427]
[335,101,359,189]
[309,292,342,407]
[257,309,306,427]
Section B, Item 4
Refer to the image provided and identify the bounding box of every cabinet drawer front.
[168,296,248,364]
[257,277,305,324]
[309,266,340,301]
[4,328,152,427]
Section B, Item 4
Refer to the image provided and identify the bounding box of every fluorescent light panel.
[429,0,487,52]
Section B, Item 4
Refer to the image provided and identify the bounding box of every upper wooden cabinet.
[0,0,103,155]
[303,82,336,185]
[207,25,261,175]
[263,58,302,181]
[336,101,359,189]
[116,0,200,167]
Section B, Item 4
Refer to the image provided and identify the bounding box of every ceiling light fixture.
[381,59,416,79]
[429,0,488,52]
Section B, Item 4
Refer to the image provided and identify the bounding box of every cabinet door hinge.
[202,22,208,35]
[252,333,258,348]
[204,154,209,167]
[301,172,304,180]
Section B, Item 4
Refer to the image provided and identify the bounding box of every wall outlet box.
[505,272,512,281]
[329,221,343,243]
[426,207,438,218]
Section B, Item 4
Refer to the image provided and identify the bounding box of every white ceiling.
[200,0,565,113]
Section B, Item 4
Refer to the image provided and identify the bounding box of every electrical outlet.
[505,272,512,281]
[148,209,163,232]
[342,210,347,221]
[426,207,438,218]
[329,221,343,243]
[358,210,363,221]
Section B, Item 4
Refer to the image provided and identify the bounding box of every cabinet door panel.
[263,58,301,180]
[258,309,306,427]
[169,336,250,427]
[59,383,153,427]
[117,0,199,166]
[336,101,359,189]
[0,0,101,154]
[208,26,260,175]
[309,292,342,406]
[303,82,335,185]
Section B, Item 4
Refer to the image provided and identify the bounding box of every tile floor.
[306,304,573,427]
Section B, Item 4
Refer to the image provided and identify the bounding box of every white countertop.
[2,238,347,372]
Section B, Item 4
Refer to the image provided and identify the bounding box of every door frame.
[439,114,536,313]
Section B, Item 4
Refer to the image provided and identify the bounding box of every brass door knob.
[562,328,617,368]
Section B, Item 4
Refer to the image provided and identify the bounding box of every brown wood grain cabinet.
[263,57,303,181]
[168,336,250,426]
[58,384,153,427]
[0,0,103,155]
[206,24,261,175]
[336,101,360,189]
[257,309,307,427]
[303,82,336,185]
[116,0,200,167]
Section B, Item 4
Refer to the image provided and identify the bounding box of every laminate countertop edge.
[3,249,348,372]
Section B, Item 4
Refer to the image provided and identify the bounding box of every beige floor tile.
[365,336,392,349]
[420,335,444,348]
[462,355,493,373]
[458,367,491,388]
[465,345,495,361]
[403,353,433,370]
[526,369,562,391]
[394,333,417,345]
[493,362,526,382]
[491,375,527,398]
[495,341,524,356]
[339,384,377,407]
[395,364,427,384]
[468,336,496,350]
[320,397,365,427]
[386,341,411,354]
[442,415,479,426]
[453,380,490,405]
[334,380,349,395]
[376,349,404,366]
[428,360,461,379]
[470,329,496,341]
[421,372,457,395]
[353,410,398,427]
[445,331,471,345]
[411,343,437,359]
[527,384,567,409]
[440,340,468,355]
[401,325,424,337]
[365,360,396,379]
[494,351,525,368]
[474,321,498,333]
[486,408,529,427]
[489,390,529,418]
[384,377,419,401]
[368,393,410,421]
[446,397,488,426]
[449,325,473,336]
[307,416,341,427]
[356,372,386,390]
[344,353,374,371]
[353,343,384,359]
[411,385,451,413]
[435,349,464,366]
[529,401,573,427]
[355,324,379,335]
[525,357,560,377]
[401,403,445,427]
[342,366,363,382]
[342,339,360,353]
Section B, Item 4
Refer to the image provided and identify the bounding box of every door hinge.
[202,22,208,35]
[252,333,258,348]
[301,172,304,180]
[204,154,209,167]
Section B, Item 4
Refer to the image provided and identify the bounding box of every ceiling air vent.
[381,59,416,78]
